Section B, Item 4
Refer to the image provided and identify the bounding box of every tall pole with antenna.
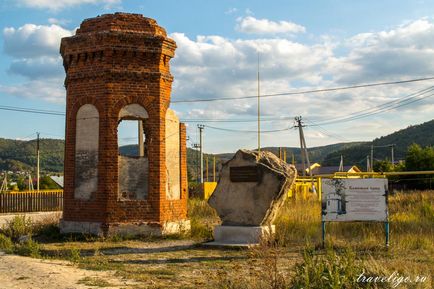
[36,132,40,192]
[257,52,261,152]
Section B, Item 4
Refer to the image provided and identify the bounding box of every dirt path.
[0,252,136,289]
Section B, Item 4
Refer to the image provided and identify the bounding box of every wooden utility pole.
[198,124,205,183]
[284,149,287,163]
[205,155,209,182]
[0,173,7,193]
[370,144,374,172]
[391,144,395,166]
[138,121,144,157]
[367,155,371,172]
[295,117,312,177]
[213,156,216,182]
[193,143,200,182]
[36,132,40,192]
[28,173,34,191]
[295,116,316,194]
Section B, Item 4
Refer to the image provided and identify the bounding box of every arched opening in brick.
[117,104,149,200]
[75,104,99,200]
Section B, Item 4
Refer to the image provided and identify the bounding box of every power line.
[204,124,294,133]
[2,78,434,122]
[309,86,434,126]
[0,105,64,116]
[304,119,351,142]
[1,78,433,132]
[181,116,294,123]
[171,76,434,103]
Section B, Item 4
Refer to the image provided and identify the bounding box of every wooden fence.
[0,190,63,213]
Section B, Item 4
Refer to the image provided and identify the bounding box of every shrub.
[15,237,41,258]
[69,247,82,263]
[188,198,219,240]
[0,233,14,253]
[2,215,33,241]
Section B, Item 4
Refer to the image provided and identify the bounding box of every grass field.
[0,190,433,288]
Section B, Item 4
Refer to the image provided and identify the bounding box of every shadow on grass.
[41,243,199,257]
[110,255,248,265]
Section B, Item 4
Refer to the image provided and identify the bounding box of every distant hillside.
[209,143,363,164]
[0,138,64,172]
[186,142,364,181]
[2,119,432,176]
[322,119,434,167]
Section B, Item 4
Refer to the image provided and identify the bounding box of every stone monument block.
[207,149,297,245]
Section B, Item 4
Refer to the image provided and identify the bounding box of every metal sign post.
[321,178,389,248]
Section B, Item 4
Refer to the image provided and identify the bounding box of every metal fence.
[0,190,63,213]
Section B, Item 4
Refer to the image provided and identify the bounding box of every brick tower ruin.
[60,13,189,236]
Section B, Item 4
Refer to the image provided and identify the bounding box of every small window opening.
[118,119,147,157]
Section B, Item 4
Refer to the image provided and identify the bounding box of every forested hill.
[322,119,434,166]
[1,119,432,174]
[0,138,64,172]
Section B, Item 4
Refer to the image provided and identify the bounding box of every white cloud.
[8,56,63,79]
[3,24,73,58]
[2,17,434,149]
[0,79,65,103]
[225,8,238,15]
[332,19,434,83]
[169,19,434,150]
[48,18,70,26]
[1,23,68,102]
[17,0,121,11]
[236,16,306,35]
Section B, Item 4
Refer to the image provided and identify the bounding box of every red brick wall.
[61,13,187,229]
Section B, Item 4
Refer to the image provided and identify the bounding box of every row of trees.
[0,174,60,192]
[374,144,434,189]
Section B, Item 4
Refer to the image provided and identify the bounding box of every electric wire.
[171,76,434,103]
[309,86,434,126]
[204,124,294,133]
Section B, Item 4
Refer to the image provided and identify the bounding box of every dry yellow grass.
[2,191,431,288]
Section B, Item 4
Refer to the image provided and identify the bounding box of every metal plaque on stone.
[230,166,260,182]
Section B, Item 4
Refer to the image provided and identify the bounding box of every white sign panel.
[321,178,388,222]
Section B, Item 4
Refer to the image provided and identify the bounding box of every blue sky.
[1,0,434,153]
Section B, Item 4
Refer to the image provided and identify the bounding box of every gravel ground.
[0,251,137,289]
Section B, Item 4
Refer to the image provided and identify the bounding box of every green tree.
[373,160,393,172]
[38,176,60,190]
[403,144,434,189]
[405,144,434,171]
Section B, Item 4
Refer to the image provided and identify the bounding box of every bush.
[33,222,62,242]
[15,237,41,258]
[188,199,219,240]
[69,247,81,263]
[0,233,14,253]
[2,215,33,241]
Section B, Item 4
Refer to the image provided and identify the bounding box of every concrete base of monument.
[204,225,275,247]
[60,220,191,237]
